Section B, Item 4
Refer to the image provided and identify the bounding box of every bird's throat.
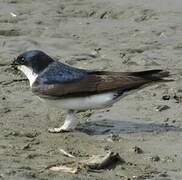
[18,65,38,87]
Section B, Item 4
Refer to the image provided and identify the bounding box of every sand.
[0,0,182,179]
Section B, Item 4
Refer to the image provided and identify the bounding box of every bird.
[12,50,170,133]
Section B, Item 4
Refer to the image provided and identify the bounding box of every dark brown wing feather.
[32,69,169,98]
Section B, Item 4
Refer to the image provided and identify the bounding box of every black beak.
[11,58,19,70]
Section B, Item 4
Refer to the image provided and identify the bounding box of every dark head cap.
[13,50,54,73]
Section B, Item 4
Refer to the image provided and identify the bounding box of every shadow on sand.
[76,119,182,135]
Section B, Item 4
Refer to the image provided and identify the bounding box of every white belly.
[43,91,120,110]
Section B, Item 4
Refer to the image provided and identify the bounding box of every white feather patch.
[45,91,119,110]
[18,65,38,87]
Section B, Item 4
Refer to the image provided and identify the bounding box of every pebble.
[156,105,170,112]
[162,95,170,100]
[174,94,182,103]
[150,155,160,162]
[131,146,143,154]
[110,134,120,142]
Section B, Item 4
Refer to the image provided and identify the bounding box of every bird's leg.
[48,110,77,133]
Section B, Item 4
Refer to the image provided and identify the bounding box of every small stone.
[150,155,160,162]
[156,105,170,112]
[174,94,182,103]
[110,134,120,141]
[162,95,170,100]
[172,120,176,123]
[131,146,143,154]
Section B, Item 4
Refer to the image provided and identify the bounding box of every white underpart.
[46,91,119,110]
[18,65,38,87]
[47,92,120,132]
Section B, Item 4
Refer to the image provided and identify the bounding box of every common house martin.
[12,50,170,133]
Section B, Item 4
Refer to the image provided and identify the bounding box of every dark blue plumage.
[36,62,88,84]
[15,50,89,85]
[16,50,54,74]
[20,50,44,61]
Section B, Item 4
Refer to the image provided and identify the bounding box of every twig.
[59,149,76,158]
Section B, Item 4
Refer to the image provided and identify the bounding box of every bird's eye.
[21,57,25,62]
[18,57,26,64]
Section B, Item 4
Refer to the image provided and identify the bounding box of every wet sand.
[1,0,182,179]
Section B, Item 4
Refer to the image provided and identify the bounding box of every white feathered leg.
[48,110,76,133]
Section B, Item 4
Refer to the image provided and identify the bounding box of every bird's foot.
[48,110,76,133]
[48,127,71,133]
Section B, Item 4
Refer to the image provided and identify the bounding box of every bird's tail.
[129,69,170,81]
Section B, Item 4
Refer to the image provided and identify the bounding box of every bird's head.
[12,50,54,74]
[12,50,54,86]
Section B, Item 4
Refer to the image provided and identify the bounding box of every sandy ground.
[1,0,182,179]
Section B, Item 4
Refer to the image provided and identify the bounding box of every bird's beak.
[11,58,19,70]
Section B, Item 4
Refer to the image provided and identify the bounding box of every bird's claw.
[48,127,70,133]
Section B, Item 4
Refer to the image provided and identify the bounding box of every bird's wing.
[32,66,168,98]
[35,62,88,84]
